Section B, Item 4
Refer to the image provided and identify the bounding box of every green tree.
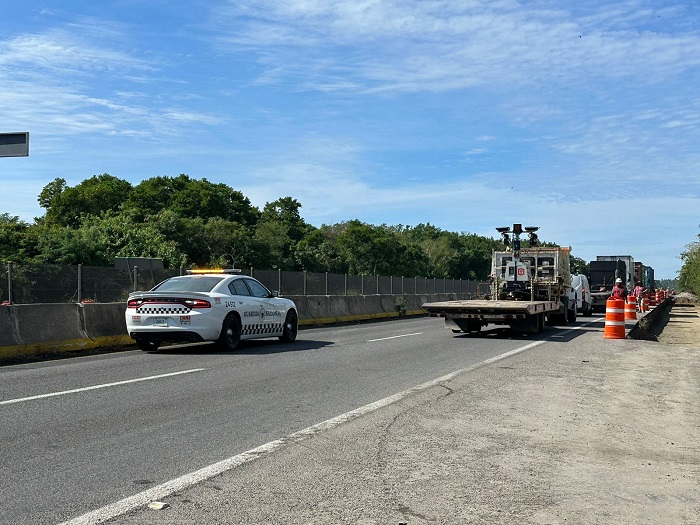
[448,233,499,280]
[0,214,36,262]
[570,255,590,276]
[334,221,409,275]
[202,218,254,269]
[397,224,451,277]
[34,211,183,266]
[260,197,312,242]
[294,227,344,273]
[679,232,700,296]
[38,175,132,227]
[125,175,260,225]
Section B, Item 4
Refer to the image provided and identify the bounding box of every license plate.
[153,318,168,327]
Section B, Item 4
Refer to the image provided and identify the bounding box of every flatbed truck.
[422,225,575,334]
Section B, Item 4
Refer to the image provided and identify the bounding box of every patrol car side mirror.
[270,290,279,297]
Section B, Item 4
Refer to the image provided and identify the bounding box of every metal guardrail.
[2,262,488,305]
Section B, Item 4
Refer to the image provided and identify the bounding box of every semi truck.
[589,255,633,312]
[634,262,655,292]
[421,225,576,334]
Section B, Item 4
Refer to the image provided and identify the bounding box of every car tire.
[279,310,298,343]
[136,339,160,352]
[217,314,242,351]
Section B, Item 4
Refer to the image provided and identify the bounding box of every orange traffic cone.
[625,295,637,321]
[603,297,626,339]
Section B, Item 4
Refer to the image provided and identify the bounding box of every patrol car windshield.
[152,276,224,293]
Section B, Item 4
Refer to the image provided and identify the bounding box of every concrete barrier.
[287,296,314,325]
[1,293,451,362]
[364,295,386,318]
[347,296,373,321]
[14,304,86,345]
[0,304,91,360]
[82,303,132,346]
[379,295,399,317]
[627,297,673,340]
[0,306,20,348]
[405,295,425,315]
[305,295,334,323]
[328,295,352,320]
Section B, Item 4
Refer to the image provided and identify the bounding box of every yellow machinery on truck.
[421,224,576,334]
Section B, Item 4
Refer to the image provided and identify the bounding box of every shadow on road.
[151,337,335,356]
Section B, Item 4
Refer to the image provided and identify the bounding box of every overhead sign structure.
[0,132,29,157]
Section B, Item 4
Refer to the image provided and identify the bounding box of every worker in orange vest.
[611,278,628,301]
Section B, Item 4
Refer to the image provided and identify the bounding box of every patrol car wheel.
[279,310,298,343]
[136,339,160,352]
[218,314,241,351]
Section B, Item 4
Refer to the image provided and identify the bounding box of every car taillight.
[183,299,211,308]
[127,299,143,308]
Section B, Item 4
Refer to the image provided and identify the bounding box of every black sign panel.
[0,132,29,157]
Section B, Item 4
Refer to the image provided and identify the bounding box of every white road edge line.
[368,332,423,342]
[59,340,545,525]
[0,369,206,406]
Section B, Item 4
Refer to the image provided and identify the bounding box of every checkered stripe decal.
[242,323,282,336]
[136,306,191,314]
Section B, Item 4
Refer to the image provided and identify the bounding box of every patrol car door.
[228,279,256,336]
[243,278,285,336]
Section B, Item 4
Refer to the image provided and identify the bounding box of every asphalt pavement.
[86,301,700,525]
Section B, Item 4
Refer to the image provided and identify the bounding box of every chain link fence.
[2,262,487,304]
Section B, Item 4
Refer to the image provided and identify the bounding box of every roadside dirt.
[656,298,700,348]
[111,301,700,525]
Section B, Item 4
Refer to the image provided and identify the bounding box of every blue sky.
[2,1,700,279]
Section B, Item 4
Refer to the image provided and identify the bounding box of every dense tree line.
[678,228,700,296]
[1,174,506,280]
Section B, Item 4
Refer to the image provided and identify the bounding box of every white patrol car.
[125,270,298,352]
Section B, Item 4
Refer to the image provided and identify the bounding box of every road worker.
[633,281,646,310]
[611,278,628,301]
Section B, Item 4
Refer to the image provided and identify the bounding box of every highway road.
[0,316,575,525]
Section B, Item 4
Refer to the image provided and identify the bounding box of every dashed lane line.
[0,369,206,406]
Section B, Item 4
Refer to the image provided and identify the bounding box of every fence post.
[278,268,282,295]
[361,274,364,295]
[325,272,328,295]
[133,266,138,292]
[344,274,348,296]
[376,274,379,295]
[303,270,307,296]
[6,261,12,305]
[77,264,82,303]
[250,266,254,278]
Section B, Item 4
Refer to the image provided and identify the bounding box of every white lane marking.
[368,332,423,342]
[59,340,544,525]
[0,369,206,406]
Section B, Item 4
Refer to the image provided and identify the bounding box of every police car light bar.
[186,268,242,274]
